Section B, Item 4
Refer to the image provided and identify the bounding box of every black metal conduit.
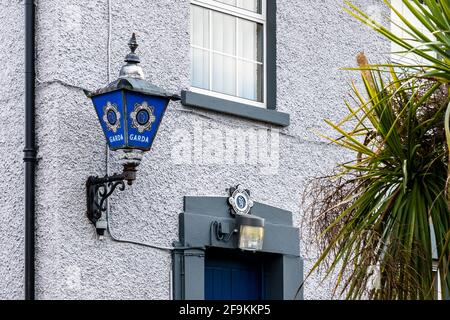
[24,0,36,301]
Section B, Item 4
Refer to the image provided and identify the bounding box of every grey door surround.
[173,196,303,300]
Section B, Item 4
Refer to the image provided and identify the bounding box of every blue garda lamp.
[85,33,179,235]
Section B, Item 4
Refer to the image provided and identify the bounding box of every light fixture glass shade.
[236,215,264,251]
[90,89,170,152]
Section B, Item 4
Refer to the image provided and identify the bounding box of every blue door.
[205,248,265,300]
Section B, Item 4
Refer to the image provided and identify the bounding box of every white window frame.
[190,0,267,108]
[432,261,443,300]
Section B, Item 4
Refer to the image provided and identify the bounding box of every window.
[390,0,435,64]
[183,0,288,126]
[432,261,443,300]
[190,0,266,107]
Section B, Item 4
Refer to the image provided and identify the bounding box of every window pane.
[214,0,261,13]
[191,5,210,48]
[191,48,210,90]
[237,0,261,13]
[237,19,263,62]
[238,60,262,101]
[212,53,236,96]
[215,0,236,6]
[212,11,236,55]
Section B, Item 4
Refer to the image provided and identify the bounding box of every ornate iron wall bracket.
[86,173,125,234]
[86,164,137,235]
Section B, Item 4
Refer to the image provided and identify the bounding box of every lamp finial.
[120,32,144,79]
[128,33,138,54]
[124,33,140,64]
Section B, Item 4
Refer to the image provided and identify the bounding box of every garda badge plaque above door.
[228,185,254,215]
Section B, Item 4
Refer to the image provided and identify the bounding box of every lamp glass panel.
[125,91,170,151]
[91,90,126,150]
[239,225,264,251]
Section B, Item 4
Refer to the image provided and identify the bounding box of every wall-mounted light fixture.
[212,185,265,251]
[235,214,264,251]
[85,33,179,235]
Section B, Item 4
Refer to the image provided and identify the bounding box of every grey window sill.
[181,90,290,127]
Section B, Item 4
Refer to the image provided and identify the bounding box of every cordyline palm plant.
[304,0,450,299]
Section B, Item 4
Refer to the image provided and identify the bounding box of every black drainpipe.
[24,0,36,301]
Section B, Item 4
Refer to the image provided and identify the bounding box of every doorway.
[205,247,277,300]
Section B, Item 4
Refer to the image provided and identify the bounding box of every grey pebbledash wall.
[0,0,389,299]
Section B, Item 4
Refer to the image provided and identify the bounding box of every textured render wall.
[0,0,25,300]
[0,0,389,299]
